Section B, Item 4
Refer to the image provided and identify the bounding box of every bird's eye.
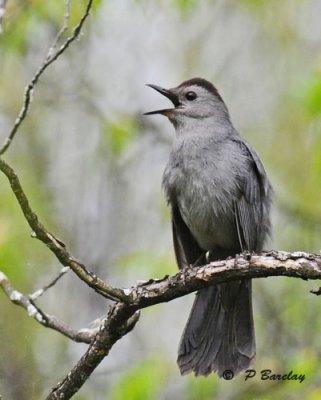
[185,91,197,101]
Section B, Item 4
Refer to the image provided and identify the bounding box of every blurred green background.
[1,0,321,399]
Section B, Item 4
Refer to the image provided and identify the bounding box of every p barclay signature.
[244,369,305,383]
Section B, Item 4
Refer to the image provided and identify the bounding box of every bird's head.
[144,78,229,127]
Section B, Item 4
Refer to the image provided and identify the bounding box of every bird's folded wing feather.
[233,139,272,252]
[172,205,204,269]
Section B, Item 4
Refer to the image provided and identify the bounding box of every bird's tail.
[177,279,255,377]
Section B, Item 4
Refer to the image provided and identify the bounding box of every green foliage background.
[0,0,321,399]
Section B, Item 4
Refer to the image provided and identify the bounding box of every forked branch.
[46,250,321,399]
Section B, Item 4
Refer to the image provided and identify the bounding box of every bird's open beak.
[144,84,180,116]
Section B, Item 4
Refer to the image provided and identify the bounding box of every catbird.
[145,78,272,378]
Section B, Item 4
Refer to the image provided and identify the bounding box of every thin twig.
[0,271,95,343]
[0,0,93,155]
[29,266,70,300]
[47,0,71,58]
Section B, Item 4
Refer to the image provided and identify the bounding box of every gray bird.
[145,78,272,378]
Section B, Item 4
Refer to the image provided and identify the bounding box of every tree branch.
[126,250,321,307]
[46,250,321,399]
[48,0,71,56]
[29,266,70,300]
[0,157,127,302]
[46,304,140,400]
[0,271,95,343]
[0,0,93,155]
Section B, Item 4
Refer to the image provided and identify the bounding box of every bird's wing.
[233,139,272,252]
[172,205,205,270]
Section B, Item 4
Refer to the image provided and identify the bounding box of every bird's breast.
[163,136,240,250]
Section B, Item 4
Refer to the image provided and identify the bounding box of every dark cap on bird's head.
[176,78,223,99]
[144,78,227,120]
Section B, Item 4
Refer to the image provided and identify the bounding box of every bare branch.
[0,0,123,298]
[29,266,70,300]
[127,250,321,308]
[46,304,140,400]
[0,0,93,155]
[46,251,321,399]
[48,0,71,57]
[0,271,95,343]
[0,157,127,302]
